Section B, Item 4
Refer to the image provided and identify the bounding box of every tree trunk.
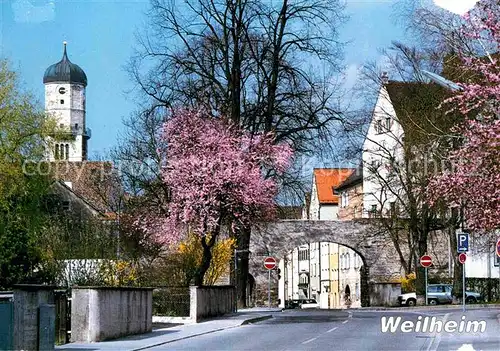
[194,233,217,286]
[236,226,251,307]
[415,232,428,296]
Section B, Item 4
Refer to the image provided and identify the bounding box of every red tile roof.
[314,168,354,204]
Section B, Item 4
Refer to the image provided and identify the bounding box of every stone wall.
[249,220,450,307]
[190,286,235,322]
[13,285,56,351]
[369,283,402,307]
[71,287,152,342]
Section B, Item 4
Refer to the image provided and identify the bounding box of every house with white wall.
[361,74,497,280]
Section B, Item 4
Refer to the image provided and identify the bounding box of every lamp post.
[234,249,251,312]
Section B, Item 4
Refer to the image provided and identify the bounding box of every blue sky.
[1,0,407,158]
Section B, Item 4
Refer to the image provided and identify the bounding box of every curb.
[241,315,273,325]
[131,314,272,351]
[353,304,500,311]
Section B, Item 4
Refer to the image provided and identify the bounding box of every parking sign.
[457,233,469,253]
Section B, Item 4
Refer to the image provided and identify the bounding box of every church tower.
[43,42,90,161]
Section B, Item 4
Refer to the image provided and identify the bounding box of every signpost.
[458,252,467,312]
[264,257,277,308]
[496,239,500,301]
[457,233,469,253]
[420,255,432,305]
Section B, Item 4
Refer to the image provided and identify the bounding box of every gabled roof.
[313,168,354,204]
[51,180,106,217]
[383,81,463,146]
[49,161,122,214]
[335,165,363,192]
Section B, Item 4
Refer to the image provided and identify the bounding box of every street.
[146,308,500,351]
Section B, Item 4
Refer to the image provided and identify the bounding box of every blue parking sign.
[457,233,469,253]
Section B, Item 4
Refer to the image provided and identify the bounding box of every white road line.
[342,320,349,324]
[348,311,353,318]
[302,337,318,345]
[326,327,338,333]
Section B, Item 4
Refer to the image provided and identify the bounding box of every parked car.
[300,299,319,309]
[284,298,319,309]
[397,284,482,306]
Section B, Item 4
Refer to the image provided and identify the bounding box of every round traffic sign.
[420,255,432,268]
[264,256,277,270]
[459,253,467,264]
[496,239,500,258]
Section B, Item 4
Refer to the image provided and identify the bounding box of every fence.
[153,286,191,317]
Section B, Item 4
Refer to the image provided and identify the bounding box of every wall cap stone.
[71,286,154,291]
[13,284,58,291]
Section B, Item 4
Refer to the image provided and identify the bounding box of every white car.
[300,299,319,309]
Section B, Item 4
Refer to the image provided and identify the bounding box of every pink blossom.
[429,0,500,231]
[137,108,293,244]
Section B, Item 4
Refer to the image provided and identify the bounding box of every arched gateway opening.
[278,241,365,309]
[248,219,399,308]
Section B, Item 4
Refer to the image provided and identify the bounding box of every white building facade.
[362,77,498,280]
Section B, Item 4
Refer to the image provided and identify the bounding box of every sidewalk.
[56,309,278,351]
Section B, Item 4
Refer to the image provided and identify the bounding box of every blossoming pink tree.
[137,109,293,285]
[429,0,499,231]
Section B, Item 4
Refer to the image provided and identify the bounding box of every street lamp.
[433,0,479,15]
[234,249,251,312]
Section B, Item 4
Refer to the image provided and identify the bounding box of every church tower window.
[54,144,59,159]
[65,144,69,160]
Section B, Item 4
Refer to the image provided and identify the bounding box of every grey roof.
[43,43,87,86]
[334,165,363,192]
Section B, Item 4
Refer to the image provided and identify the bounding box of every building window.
[60,144,65,160]
[346,253,350,269]
[342,192,349,208]
[65,144,69,160]
[60,99,64,104]
[375,120,382,134]
[390,201,396,217]
[62,201,70,211]
[385,117,391,130]
[299,249,309,261]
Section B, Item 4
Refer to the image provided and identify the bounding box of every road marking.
[456,344,476,351]
[425,312,450,351]
[348,311,353,318]
[342,320,349,324]
[302,337,317,345]
[326,327,338,333]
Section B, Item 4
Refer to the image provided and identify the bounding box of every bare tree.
[121,0,347,306]
[346,42,463,295]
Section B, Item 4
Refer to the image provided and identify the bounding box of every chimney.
[381,71,389,84]
[64,181,73,189]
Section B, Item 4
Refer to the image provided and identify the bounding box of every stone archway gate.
[248,219,402,307]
